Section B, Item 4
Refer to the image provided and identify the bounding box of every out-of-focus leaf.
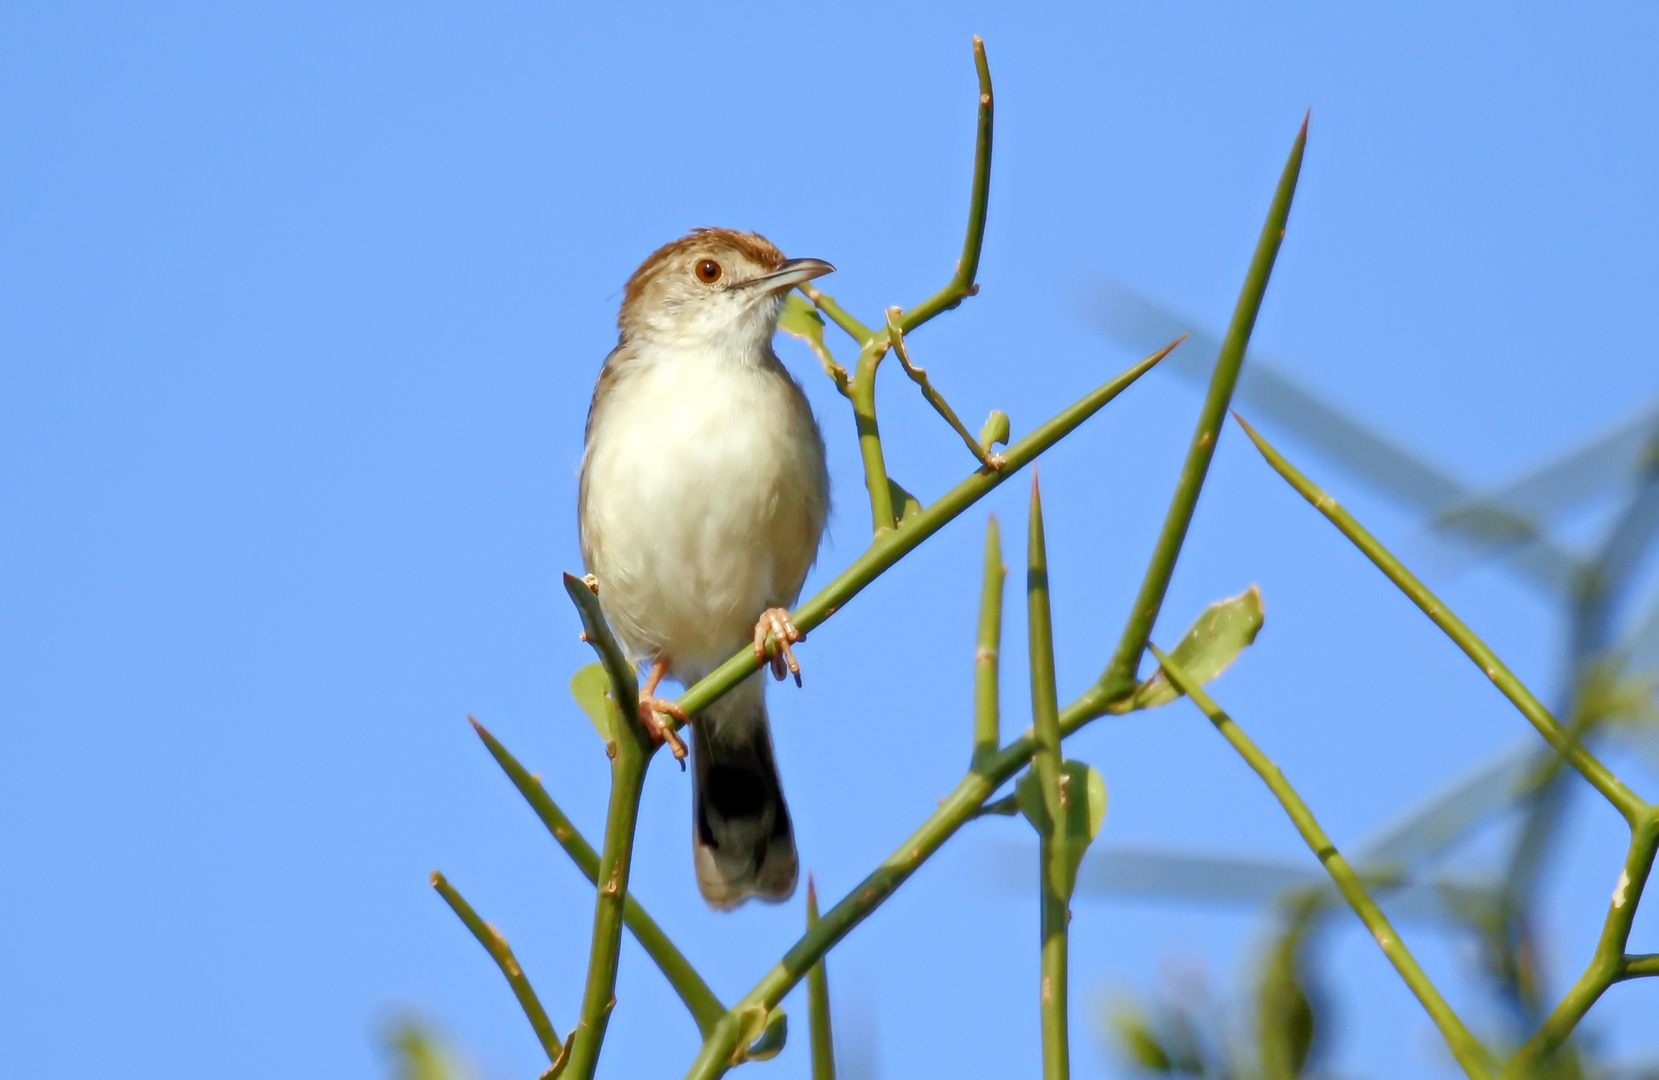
[383,1017,474,1080]
[1063,845,1500,925]
[887,476,924,527]
[570,662,622,749]
[1103,995,1209,1075]
[1089,278,1468,515]
[1075,846,1318,903]
[1256,906,1324,1080]
[1427,406,1659,540]
[979,409,1010,454]
[1158,1008,1208,1075]
[1108,1001,1174,1072]
[1580,663,1659,731]
[779,293,849,394]
[1625,591,1659,673]
[1016,759,1107,893]
[1356,739,1536,868]
[1087,278,1586,597]
[1119,587,1264,711]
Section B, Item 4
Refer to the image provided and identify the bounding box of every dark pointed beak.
[745,257,836,292]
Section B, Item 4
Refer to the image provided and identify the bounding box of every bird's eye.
[694,258,723,284]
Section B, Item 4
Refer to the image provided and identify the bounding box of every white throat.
[625,290,786,365]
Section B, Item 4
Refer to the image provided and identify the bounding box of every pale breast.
[580,346,828,675]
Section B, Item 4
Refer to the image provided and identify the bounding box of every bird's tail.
[691,672,797,910]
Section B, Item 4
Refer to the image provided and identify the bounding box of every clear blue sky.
[4,4,1657,1078]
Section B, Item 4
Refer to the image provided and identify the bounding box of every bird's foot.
[638,696,688,765]
[753,608,805,686]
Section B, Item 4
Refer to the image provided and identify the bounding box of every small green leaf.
[886,476,924,527]
[746,1008,788,1062]
[978,409,1010,453]
[1014,759,1108,893]
[1078,763,1108,846]
[569,663,622,748]
[729,1004,788,1064]
[778,292,825,343]
[1014,764,1048,833]
[779,294,849,394]
[541,1032,575,1080]
[1122,585,1264,711]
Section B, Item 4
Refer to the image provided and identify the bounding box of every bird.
[578,228,833,909]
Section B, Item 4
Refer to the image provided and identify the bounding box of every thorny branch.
[435,33,1657,1080]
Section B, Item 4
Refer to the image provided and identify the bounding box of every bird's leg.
[753,608,805,686]
[637,656,688,765]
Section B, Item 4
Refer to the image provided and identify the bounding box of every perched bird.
[579,228,833,909]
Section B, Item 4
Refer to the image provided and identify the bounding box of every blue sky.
[4,4,1658,1078]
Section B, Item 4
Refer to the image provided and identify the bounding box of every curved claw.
[638,696,688,767]
[753,608,805,686]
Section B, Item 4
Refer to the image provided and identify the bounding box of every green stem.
[1494,473,1659,1029]
[797,283,873,345]
[1234,415,1649,826]
[852,339,897,535]
[1620,954,1659,980]
[1028,478,1070,1080]
[1503,686,1603,899]
[803,36,991,350]
[896,36,994,334]
[887,308,1003,470]
[1098,114,1308,705]
[1503,813,1659,1075]
[806,878,837,1080]
[1039,839,1070,1080]
[970,792,1021,819]
[430,871,564,1066]
[682,336,1251,1078]
[1027,477,1063,863]
[682,769,1003,1079]
[564,573,639,717]
[469,717,726,1034]
[674,339,1177,722]
[561,575,655,1080]
[800,36,995,533]
[972,514,1005,769]
[1149,646,1494,1080]
[680,621,1141,1080]
[1492,680,1605,1031]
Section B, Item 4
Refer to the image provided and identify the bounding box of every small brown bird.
[579,228,833,909]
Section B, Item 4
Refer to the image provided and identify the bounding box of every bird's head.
[616,228,834,355]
